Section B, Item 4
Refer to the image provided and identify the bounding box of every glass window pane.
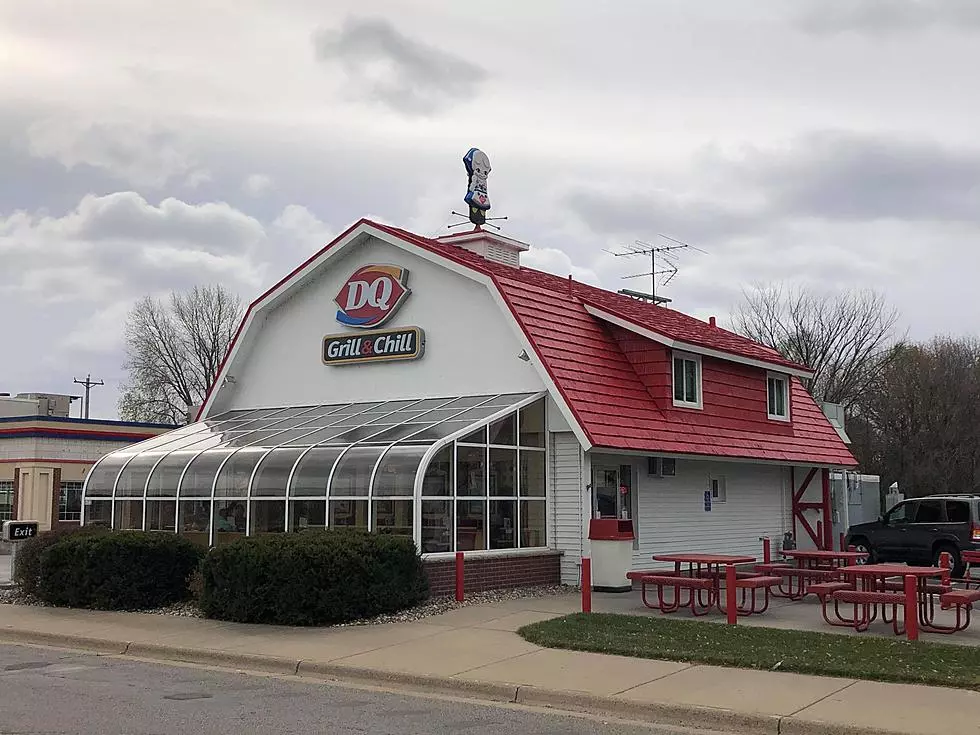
[685,360,698,403]
[421,500,452,553]
[947,501,971,523]
[489,500,516,549]
[292,447,345,497]
[330,499,368,530]
[457,500,486,551]
[59,482,83,521]
[449,406,508,423]
[225,429,286,447]
[374,445,428,496]
[373,499,413,538]
[252,447,305,497]
[441,395,494,409]
[214,448,266,497]
[673,357,684,402]
[398,422,473,442]
[520,500,547,548]
[149,450,203,497]
[330,446,385,497]
[457,445,486,496]
[84,454,132,497]
[366,424,435,444]
[180,449,236,497]
[289,500,326,531]
[178,500,211,546]
[489,414,516,445]
[519,450,546,497]
[519,400,546,448]
[213,500,246,542]
[263,428,323,445]
[489,447,517,496]
[481,393,534,407]
[115,453,167,497]
[404,398,454,411]
[328,425,397,444]
[292,427,351,445]
[114,500,143,530]
[146,500,176,531]
[250,500,286,534]
[409,408,469,424]
[83,499,112,526]
[459,426,487,444]
[421,445,453,496]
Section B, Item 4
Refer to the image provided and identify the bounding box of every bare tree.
[119,285,244,424]
[733,284,904,412]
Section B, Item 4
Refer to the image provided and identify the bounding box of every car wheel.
[933,544,964,579]
[850,538,875,564]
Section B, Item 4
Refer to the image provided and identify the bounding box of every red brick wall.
[423,551,562,597]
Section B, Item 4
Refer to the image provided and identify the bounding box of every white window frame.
[672,351,703,409]
[709,475,727,504]
[766,372,790,422]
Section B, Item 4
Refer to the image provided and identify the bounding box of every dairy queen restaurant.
[80,219,856,595]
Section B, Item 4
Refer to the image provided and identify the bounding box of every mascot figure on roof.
[463,147,491,226]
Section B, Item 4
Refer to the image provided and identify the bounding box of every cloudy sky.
[3,0,979,420]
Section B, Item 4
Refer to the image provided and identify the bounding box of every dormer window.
[767,373,790,421]
[672,352,702,409]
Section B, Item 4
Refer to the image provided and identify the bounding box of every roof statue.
[463,147,491,226]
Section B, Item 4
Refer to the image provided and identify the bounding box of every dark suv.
[845,495,980,578]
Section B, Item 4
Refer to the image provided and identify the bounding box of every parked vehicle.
[844,494,980,578]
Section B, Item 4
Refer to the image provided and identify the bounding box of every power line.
[73,374,104,419]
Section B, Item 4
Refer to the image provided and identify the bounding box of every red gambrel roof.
[205,219,856,468]
[366,222,856,468]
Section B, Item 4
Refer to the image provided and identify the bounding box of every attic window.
[767,373,790,421]
[672,352,702,409]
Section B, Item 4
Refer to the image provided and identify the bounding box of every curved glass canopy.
[82,393,549,552]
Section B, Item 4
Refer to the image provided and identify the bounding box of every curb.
[0,630,935,735]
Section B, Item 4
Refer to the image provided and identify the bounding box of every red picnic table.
[630,553,765,617]
[828,564,979,635]
[768,549,869,600]
[963,551,980,588]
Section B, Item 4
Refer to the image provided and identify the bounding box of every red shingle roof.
[366,221,856,467]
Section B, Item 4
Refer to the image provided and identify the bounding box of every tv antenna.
[447,210,509,232]
[604,234,707,305]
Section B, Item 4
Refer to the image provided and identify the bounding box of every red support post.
[904,574,919,641]
[839,532,845,552]
[725,564,737,625]
[816,520,823,550]
[940,552,951,586]
[455,551,464,602]
[762,536,771,564]
[581,557,592,613]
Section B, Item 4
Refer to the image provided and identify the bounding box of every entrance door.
[592,465,632,520]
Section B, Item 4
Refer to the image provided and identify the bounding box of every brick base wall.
[423,550,562,597]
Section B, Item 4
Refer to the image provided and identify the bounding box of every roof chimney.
[436,229,529,267]
[709,316,717,327]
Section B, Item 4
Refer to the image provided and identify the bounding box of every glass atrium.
[81,393,548,553]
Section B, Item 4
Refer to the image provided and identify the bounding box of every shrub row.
[199,529,429,625]
[13,526,428,624]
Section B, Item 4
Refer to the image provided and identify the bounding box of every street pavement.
[0,643,682,735]
[3,594,980,735]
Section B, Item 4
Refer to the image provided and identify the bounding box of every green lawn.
[518,613,980,690]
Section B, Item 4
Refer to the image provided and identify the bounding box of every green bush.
[199,529,429,626]
[13,524,107,597]
[37,531,203,610]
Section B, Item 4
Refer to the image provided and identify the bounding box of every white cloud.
[242,173,273,196]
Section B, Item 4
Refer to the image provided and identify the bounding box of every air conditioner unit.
[647,457,677,478]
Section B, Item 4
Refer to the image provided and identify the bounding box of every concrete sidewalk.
[2,595,978,735]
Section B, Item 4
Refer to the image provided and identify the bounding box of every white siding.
[213,236,544,412]
[550,431,586,584]
[586,455,792,570]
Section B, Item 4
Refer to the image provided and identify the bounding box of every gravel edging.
[0,584,574,625]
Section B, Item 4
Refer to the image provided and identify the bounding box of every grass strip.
[518,613,980,690]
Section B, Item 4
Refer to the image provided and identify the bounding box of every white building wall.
[214,236,544,412]
[0,437,37,461]
[630,458,791,568]
[586,454,791,570]
[550,431,586,585]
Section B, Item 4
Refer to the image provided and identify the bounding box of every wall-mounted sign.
[335,265,411,328]
[323,327,425,366]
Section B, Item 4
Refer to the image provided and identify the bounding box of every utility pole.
[73,374,104,419]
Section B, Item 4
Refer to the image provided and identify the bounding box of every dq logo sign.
[334,265,411,328]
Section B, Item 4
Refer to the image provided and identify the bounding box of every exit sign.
[2,521,39,541]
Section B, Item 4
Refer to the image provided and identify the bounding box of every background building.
[0,392,174,537]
